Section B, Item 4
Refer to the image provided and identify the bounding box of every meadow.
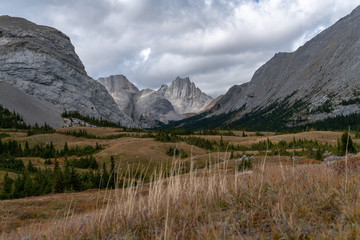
[0,126,359,239]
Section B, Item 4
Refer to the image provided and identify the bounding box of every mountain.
[158,77,213,114]
[98,75,213,128]
[173,6,360,130]
[0,81,63,128]
[134,89,184,128]
[98,75,139,117]
[0,16,136,127]
[98,75,183,128]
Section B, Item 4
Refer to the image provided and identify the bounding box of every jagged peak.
[98,75,139,93]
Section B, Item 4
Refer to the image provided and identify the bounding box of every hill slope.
[0,81,63,127]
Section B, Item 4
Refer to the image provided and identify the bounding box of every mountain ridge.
[98,75,213,128]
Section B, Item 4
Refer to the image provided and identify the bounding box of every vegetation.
[301,113,360,131]
[26,123,55,136]
[0,133,10,138]
[4,158,360,239]
[0,105,27,129]
[0,139,102,172]
[0,105,54,135]
[197,129,236,136]
[155,130,355,159]
[311,99,333,113]
[60,129,153,139]
[236,158,252,171]
[166,146,188,158]
[62,111,124,128]
[0,158,116,200]
[66,156,99,170]
[341,97,360,105]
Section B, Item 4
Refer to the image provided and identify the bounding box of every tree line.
[0,157,120,200]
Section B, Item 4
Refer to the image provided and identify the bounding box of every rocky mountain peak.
[0,15,86,75]
[0,16,136,127]
[98,75,139,93]
[158,76,213,114]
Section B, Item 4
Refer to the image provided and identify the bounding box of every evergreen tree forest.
[0,159,120,200]
[0,104,55,135]
[0,139,102,161]
[62,111,124,128]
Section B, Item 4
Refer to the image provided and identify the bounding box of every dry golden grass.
[0,189,111,234]
[192,130,348,146]
[2,128,360,239]
[2,156,360,239]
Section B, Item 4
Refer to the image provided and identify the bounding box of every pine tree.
[27,160,37,173]
[24,141,30,156]
[109,156,116,189]
[23,171,34,196]
[70,167,81,191]
[63,142,69,156]
[341,131,355,155]
[54,171,64,193]
[12,175,25,198]
[0,173,13,199]
[102,162,109,189]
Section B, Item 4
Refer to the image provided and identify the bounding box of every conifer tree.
[109,156,116,188]
[102,162,109,189]
[70,167,81,191]
[0,173,13,199]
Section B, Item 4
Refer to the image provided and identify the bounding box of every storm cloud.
[2,0,360,97]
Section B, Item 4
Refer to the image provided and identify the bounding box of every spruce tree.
[102,162,109,189]
[70,167,81,191]
[341,131,355,155]
[0,173,13,199]
[63,142,69,156]
[109,156,116,189]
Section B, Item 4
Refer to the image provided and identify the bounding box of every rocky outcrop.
[158,77,213,114]
[188,5,360,127]
[98,75,183,128]
[0,81,63,128]
[98,75,139,117]
[134,89,184,128]
[0,16,136,127]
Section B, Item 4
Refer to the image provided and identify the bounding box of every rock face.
[0,16,135,127]
[183,6,360,128]
[134,89,183,128]
[98,75,139,117]
[0,81,63,128]
[158,77,213,114]
[98,75,183,128]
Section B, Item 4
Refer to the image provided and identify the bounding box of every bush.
[237,159,252,172]
[44,159,53,165]
[166,146,188,158]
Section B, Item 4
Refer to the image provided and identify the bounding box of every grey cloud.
[2,0,360,98]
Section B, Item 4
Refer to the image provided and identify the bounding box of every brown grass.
[2,129,360,239]
[2,157,360,239]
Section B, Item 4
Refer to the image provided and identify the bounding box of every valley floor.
[2,158,360,239]
[0,127,360,239]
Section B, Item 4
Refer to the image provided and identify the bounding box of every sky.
[2,0,360,97]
